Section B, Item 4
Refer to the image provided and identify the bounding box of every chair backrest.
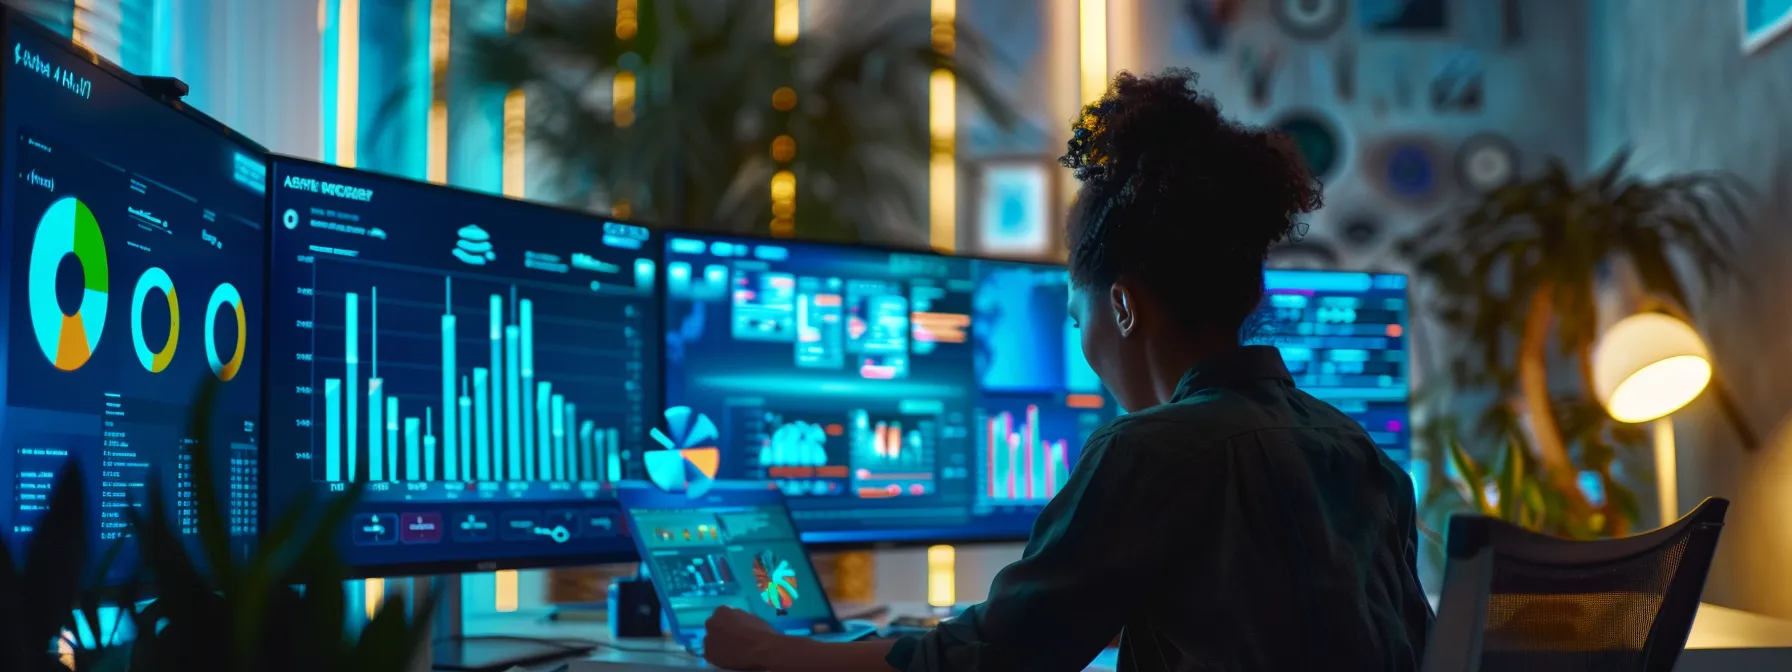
[1422,498,1728,672]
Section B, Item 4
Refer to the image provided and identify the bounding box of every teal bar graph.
[536,381,553,480]
[369,379,384,481]
[386,396,400,483]
[315,280,624,486]
[324,379,341,481]
[520,299,535,481]
[474,368,491,481]
[505,325,522,479]
[441,278,457,482]
[458,376,472,480]
[404,416,421,481]
[489,295,504,481]
[346,292,358,482]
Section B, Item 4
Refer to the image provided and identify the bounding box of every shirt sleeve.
[886,428,1198,672]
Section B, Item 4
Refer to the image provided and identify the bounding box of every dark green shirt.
[887,346,1433,671]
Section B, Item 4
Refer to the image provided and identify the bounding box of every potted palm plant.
[0,381,435,671]
[1402,150,1751,537]
[439,0,1016,242]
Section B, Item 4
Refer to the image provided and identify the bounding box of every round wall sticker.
[1456,134,1520,193]
[1274,0,1347,40]
[1369,138,1446,205]
[1274,110,1345,183]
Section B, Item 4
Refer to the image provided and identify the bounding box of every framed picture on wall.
[973,158,1056,258]
[1744,0,1792,53]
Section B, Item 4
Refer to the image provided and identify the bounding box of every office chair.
[1423,497,1729,672]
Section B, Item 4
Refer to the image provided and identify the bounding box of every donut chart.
[27,196,109,372]
[206,282,247,381]
[131,267,180,373]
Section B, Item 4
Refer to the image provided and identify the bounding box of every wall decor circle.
[1273,0,1347,40]
[1369,137,1447,205]
[1273,110,1346,183]
[1456,133,1520,193]
[1341,217,1381,248]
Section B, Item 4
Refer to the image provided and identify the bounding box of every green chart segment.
[27,196,109,371]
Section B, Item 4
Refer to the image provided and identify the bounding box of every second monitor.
[663,234,1116,545]
[264,157,653,574]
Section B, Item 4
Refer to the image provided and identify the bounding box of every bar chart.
[295,253,648,500]
[980,405,1073,504]
[848,409,936,497]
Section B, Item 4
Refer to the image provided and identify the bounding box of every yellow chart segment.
[131,267,179,373]
[206,282,246,381]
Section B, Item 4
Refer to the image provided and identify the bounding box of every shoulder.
[1092,389,1277,450]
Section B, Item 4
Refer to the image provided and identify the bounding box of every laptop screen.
[615,481,843,645]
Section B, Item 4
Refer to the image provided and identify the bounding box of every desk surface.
[461,601,1792,671]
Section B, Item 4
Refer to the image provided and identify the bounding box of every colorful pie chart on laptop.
[647,406,721,497]
[753,550,799,615]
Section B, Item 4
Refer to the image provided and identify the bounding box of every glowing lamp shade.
[1591,313,1713,423]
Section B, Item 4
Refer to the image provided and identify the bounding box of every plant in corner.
[1401,150,1751,538]
[0,381,438,670]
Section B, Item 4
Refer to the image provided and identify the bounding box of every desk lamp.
[1590,312,1713,528]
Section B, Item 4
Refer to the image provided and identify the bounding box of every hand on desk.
[703,605,784,671]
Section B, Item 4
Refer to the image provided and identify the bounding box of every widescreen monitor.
[264,157,652,574]
[661,233,1117,545]
[1254,269,1411,462]
[0,13,266,583]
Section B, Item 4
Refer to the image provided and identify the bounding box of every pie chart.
[752,550,799,615]
[646,406,721,497]
[28,196,109,371]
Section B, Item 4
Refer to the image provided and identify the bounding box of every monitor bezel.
[262,153,655,579]
[0,7,272,593]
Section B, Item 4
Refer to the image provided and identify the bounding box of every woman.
[702,68,1433,672]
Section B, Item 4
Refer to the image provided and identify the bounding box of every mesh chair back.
[1423,498,1728,672]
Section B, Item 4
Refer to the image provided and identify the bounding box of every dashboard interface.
[0,21,265,582]
[264,157,651,571]
[663,234,1116,544]
[617,482,839,641]
[1256,270,1411,462]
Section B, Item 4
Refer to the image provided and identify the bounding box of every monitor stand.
[406,575,597,672]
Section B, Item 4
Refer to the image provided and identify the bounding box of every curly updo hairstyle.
[1061,68,1323,339]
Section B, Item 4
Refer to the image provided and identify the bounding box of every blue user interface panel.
[1256,270,1411,462]
[663,233,1116,544]
[265,157,651,573]
[0,20,265,582]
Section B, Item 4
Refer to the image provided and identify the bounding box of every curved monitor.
[0,14,267,583]
[264,157,651,575]
[661,233,1117,545]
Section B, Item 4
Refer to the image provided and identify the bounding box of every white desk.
[463,602,1792,671]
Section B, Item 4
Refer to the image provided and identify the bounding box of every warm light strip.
[927,545,956,607]
[613,71,637,127]
[495,570,519,612]
[616,0,639,39]
[336,0,361,168]
[506,0,526,33]
[426,0,450,182]
[1078,0,1108,105]
[773,0,800,46]
[770,170,796,238]
[928,68,957,253]
[503,89,527,197]
[364,578,385,619]
[931,0,956,55]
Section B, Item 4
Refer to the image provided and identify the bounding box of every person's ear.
[1109,282,1138,338]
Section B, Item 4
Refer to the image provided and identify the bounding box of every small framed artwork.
[1744,0,1792,53]
[973,158,1055,257]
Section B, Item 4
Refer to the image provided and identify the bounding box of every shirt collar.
[1170,345,1293,402]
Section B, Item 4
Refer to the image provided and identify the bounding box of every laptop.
[614,481,878,656]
